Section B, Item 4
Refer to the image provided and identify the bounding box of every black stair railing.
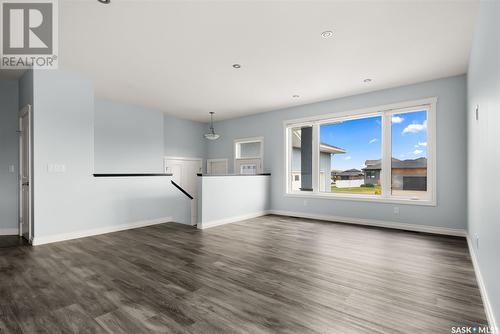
[171,180,194,200]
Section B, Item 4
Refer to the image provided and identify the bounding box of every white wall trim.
[283,97,438,126]
[268,210,466,236]
[466,234,498,333]
[0,228,19,236]
[197,209,465,237]
[197,211,269,229]
[32,216,173,246]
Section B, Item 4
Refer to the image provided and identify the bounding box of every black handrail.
[171,180,193,200]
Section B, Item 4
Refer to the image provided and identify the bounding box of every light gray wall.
[207,75,467,230]
[164,114,206,160]
[467,0,500,326]
[31,70,190,241]
[94,100,208,173]
[0,80,19,234]
[94,100,164,173]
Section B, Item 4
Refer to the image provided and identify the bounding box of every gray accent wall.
[94,100,164,173]
[467,0,500,326]
[0,80,19,234]
[207,75,468,230]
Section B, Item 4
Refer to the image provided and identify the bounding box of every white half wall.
[197,175,270,228]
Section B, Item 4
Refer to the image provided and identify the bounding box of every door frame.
[164,156,203,174]
[19,104,32,242]
[164,156,203,226]
[206,158,228,175]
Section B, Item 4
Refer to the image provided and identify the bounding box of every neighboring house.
[363,158,428,191]
[331,169,364,181]
[291,129,345,192]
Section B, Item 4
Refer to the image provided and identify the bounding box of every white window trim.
[283,97,437,206]
[234,136,264,172]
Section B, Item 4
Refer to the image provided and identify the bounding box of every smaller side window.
[234,137,264,175]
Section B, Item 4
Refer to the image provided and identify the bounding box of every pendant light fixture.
[204,112,220,140]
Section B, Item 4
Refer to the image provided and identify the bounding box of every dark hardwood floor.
[0,236,28,249]
[0,215,487,333]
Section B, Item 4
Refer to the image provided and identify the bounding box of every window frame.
[283,97,437,206]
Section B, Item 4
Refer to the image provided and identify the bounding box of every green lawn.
[331,185,381,194]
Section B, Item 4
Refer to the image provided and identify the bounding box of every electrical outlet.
[475,233,479,250]
[9,165,15,173]
[393,206,400,215]
[303,199,308,206]
[47,164,66,173]
[475,105,479,121]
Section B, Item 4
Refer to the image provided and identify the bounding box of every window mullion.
[381,112,392,198]
[312,124,319,193]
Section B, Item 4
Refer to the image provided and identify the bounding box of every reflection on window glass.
[391,110,428,199]
[290,126,313,191]
[320,116,382,195]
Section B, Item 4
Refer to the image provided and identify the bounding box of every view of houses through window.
[287,102,432,202]
[321,115,382,195]
[391,110,428,199]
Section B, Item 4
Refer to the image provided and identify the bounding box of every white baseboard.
[466,235,498,332]
[197,211,269,229]
[0,228,18,236]
[268,210,467,236]
[32,216,173,246]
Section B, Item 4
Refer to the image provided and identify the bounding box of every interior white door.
[165,158,202,225]
[19,107,31,241]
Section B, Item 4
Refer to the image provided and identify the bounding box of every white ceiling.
[58,1,479,121]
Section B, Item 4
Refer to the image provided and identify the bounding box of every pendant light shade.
[204,112,220,140]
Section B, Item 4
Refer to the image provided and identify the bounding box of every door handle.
[22,182,29,186]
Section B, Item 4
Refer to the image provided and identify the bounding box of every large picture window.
[285,98,436,205]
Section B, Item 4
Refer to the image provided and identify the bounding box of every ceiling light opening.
[292,95,300,98]
[97,0,111,4]
[363,78,372,83]
[321,31,334,38]
[232,64,241,69]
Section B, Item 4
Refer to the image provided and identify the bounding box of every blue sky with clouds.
[320,110,427,171]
